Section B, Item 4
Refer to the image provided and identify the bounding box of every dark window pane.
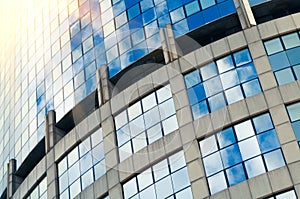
[217,127,236,148]
[257,129,280,153]
[220,144,242,168]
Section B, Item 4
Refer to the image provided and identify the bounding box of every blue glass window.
[170,7,185,24]
[200,113,285,195]
[265,32,300,86]
[127,4,141,20]
[185,1,200,16]
[184,48,261,119]
[200,0,216,9]
[142,8,156,25]
[287,102,300,146]
[167,0,183,11]
[140,0,154,12]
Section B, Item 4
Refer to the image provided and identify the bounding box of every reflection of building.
[1,0,300,198]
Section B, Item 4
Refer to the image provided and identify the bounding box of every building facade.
[0,0,300,198]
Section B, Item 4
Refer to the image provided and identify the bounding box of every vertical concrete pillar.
[234,0,256,29]
[7,159,23,199]
[160,24,182,64]
[46,150,59,199]
[96,65,111,106]
[45,110,65,153]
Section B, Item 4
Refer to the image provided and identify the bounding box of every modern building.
[0,0,300,198]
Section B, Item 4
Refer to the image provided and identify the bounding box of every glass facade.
[286,102,300,146]
[184,48,262,119]
[264,31,300,86]
[114,85,178,161]
[199,113,285,194]
[266,190,298,199]
[26,178,47,199]
[57,128,105,199]
[122,151,192,199]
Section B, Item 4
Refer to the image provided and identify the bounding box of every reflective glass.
[184,70,201,89]
[244,156,265,178]
[253,113,273,134]
[171,168,190,192]
[217,127,236,149]
[68,147,79,167]
[263,149,285,171]
[156,176,173,198]
[128,102,142,120]
[208,93,226,111]
[239,137,261,160]
[127,4,141,20]
[220,70,239,90]
[269,51,290,71]
[225,86,243,104]
[170,7,185,24]
[276,190,298,199]
[207,172,227,194]
[282,32,300,49]
[226,163,246,186]
[132,132,147,152]
[293,64,300,80]
[140,0,154,12]
[176,187,193,199]
[138,168,153,191]
[237,63,257,83]
[81,169,94,189]
[234,120,255,141]
[123,178,138,199]
[162,115,178,135]
[159,99,176,120]
[139,185,156,199]
[286,47,300,65]
[191,100,209,119]
[200,135,218,157]
[68,162,80,184]
[129,115,145,137]
[153,159,169,181]
[257,130,280,153]
[115,110,128,129]
[142,93,157,112]
[169,151,186,172]
[242,79,261,97]
[147,123,163,144]
[264,38,283,55]
[217,55,234,73]
[220,144,242,168]
[287,102,300,121]
[144,107,160,128]
[187,84,206,105]
[200,0,216,9]
[185,1,200,16]
[80,152,93,174]
[291,121,300,141]
[142,8,156,25]
[200,62,218,80]
[203,152,223,176]
[119,142,132,161]
[203,76,223,97]
[157,85,172,103]
[167,0,183,11]
[233,49,252,67]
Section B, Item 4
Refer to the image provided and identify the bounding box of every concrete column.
[7,159,23,199]
[96,65,111,106]
[45,110,65,153]
[46,150,59,199]
[234,0,256,29]
[160,24,182,64]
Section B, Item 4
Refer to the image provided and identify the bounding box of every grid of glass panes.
[266,190,298,199]
[264,31,300,86]
[107,0,236,77]
[184,48,262,119]
[199,113,285,195]
[115,85,178,162]
[286,102,300,147]
[122,151,192,199]
[26,177,47,199]
[58,128,106,199]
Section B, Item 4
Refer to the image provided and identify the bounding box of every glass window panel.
[123,178,138,199]
[220,70,239,90]
[253,113,273,134]
[79,138,91,157]
[162,115,178,135]
[81,169,94,190]
[185,1,200,16]
[142,93,157,112]
[184,70,201,89]
[242,79,261,97]
[59,172,69,193]
[226,163,246,186]
[264,38,284,55]
[216,55,234,73]
[244,156,265,178]
[176,187,193,199]
[155,176,173,198]
[128,102,142,121]
[220,144,242,168]
[207,172,227,195]
[115,110,128,129]
[94,159,106,180]
[239,137,261,160]
[257,130,280,153]
[167,0,183,11]
[169,151,186,172]
[200,62,218,81]
[129,115,145,137]
[147,123,163,144]
[171,167,190,192]
[60,189,69,199]
[276,190,297,199]
[159,98,176,120]
[293,64,300,80]
[200,136,218,157]
[132,28,145,46]
[144,107,160,128]
[58,158,68,176]
[187,83,206,105]
[264,149,285,171]
[128,4,141,20]
[132,132,147,152]
[282,32,300,49]
[91,129,103,147]
[292,121,300,141]
[137,168,153,191]
[225,85,244,104]
[140,0,154,12]
[269,51,290,71]
[153,159,169,181]
[217,127,236,149]
[70,178,81,198]
[200,0,216,9]
[203,152,223,176]
[92,142,105,164]
[80,152,93,174]
[237,63,257,83]
[142,8,156,25]
[115,12,128,28]
[119,36,131,55]
[234,120,255,141]
[139,185,156,199]
[119,142,132,161]
[233,49,252,67]
[287,102,300,122]
[203,76,223,97]
[286,47,300,65]
[157,85,172,103]
[275,68,295,85]
[68,147,79,167]
[208,93,226,112]
[191,100,209,119]
[68,162,80,185]
[117,124,131,146]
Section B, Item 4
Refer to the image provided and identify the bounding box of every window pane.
[264,38,283,55]
[207,172,227,195]
[169,151,186,172]
[184,70,201,89]
[239,137,261,160]
[244,156,265,178]
[187,83,206,105]
[200,62,218,81]
[225,85,243,104]
[264,149,285,171]
[200,0,216,10]
[204,76,223,97]
[159,99,176,120]
[269,51,290,71]
[171,167,190,192]
[117,124,131,146]
[139,185,156,199]
[153,159,169,181]
[191,100,209,119]
[185,1,200,16]
[220,70,239,90]
[147,123,163,144]
[237,63,257,83]
[233,49,252,67]
[132,132,147,152]
[217,127,236,149]
[142,93,157,112]
[70,179,81,199]
[162,115,178,135]
[144,107,160,128]
[155,176,173,198]
[234,120,255,141]
[80,152,93,174]
[176,187,193,199]
[257,130,280,153]
[119,142,132,161]
[253,113,273,134]
[226,163,246,186]
[129,115,145,137]
[124,178,138,199]
[208,93,226,111]
[157,85,172,103]
[275,68,295,85]
[81,169,94,190]
[200,135,218,157]
[220,144,242,168]
[203,152,223,176]
[170,7,185,24]
[282,32,300,49]
[276,190,297,199]
[115,110,128,129]
[216,55,234,73]
[287,102,300,121]
[138,168,153,191]
[128,102,142,120]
